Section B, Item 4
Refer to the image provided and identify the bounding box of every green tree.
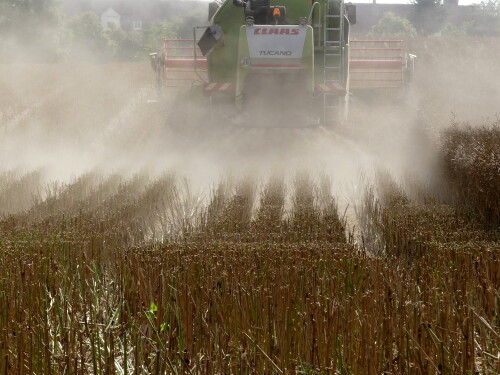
[410,0,446,35]
[372,12,417,37]
[464,0,500,36]
[439,22,462,36]
[0,0,60,32]
[141,21,177,56]
[0,0,62,61]
[105,24,142,61]
[171,6,206,38]
[65,12,110,61]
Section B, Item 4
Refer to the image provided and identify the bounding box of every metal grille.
[163,39,208,87]
[349,40,404,89]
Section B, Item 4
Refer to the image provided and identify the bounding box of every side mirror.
[346,3,356,25]
[198,25,224,56]
[208,2,220,21]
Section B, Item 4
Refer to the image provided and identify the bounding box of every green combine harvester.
[151,0,414,127]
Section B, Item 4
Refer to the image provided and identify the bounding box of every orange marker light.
[273,8,281,17]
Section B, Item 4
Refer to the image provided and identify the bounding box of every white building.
[101,7,121,31]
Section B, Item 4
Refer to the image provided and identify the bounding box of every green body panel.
[208,1,245,84]
[208,0,350,91]
[235,25,314,109]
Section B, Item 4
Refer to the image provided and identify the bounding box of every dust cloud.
[1,34,499,236]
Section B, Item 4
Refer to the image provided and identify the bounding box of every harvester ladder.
[323,0,344,125]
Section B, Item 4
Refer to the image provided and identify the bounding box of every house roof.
[101,7,121,18]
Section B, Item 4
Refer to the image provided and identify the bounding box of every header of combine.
[152,0,415,126]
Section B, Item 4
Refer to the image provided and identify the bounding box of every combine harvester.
[150,0,415,127]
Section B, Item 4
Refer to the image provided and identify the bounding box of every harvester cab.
[198,0,352,127]
[232,0,286,25]
[152,0,415,127]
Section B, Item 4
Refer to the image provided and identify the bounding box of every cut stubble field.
[0,40,499,374]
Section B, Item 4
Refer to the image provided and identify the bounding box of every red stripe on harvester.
[315,84,346,94]
[164,39,197,42]
[251,64,301,68]
[349,60,401,69]
[351,48,402,51]
[164,59,207,69]
[166,55,199,58]
[166,78,202,81]
[204,83,233,91]
[166,69,207,73]
[165,46,199,50]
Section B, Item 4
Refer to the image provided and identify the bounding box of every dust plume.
[1,33,500,239]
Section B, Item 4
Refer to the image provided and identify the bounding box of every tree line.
[1,0,499,62]
[0,0,206,62]
[372,0,500,38]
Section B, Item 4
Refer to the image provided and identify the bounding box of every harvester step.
[325,53,341,56]
[324,66,341,69]
[324,41,341,45]
[326,15,341,18]
[325,28,341,31]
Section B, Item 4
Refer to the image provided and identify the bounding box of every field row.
[1,121,499,373]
